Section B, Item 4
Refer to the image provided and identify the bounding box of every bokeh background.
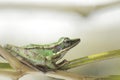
[0,0,120,80]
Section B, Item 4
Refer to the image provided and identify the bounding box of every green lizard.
[4,37,80,72]
[1,37,120,80]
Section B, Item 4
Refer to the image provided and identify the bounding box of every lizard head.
[52,37,80,62]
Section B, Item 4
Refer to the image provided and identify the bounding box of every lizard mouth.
[65,38,80,51]
[58,38,80,56]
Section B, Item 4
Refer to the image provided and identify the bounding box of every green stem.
[96,75,120,80]
[0,63,12,69]
[60,49,120,70]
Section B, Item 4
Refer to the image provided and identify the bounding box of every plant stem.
[60,49,120,70]
[100,75,120,80]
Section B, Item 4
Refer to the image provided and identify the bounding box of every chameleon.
[4,37,80,72]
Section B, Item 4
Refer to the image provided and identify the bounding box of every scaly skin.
[4,37,80,72]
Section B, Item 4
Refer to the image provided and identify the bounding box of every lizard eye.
[63,38,71,47]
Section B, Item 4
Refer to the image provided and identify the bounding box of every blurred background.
[0,0,120,80]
